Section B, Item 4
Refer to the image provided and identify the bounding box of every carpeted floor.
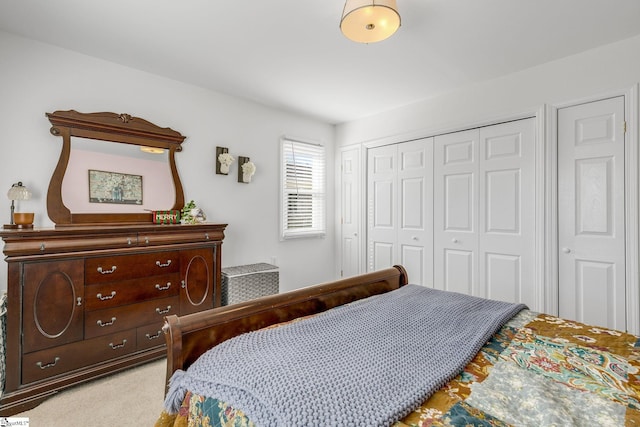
[11,359,166,426]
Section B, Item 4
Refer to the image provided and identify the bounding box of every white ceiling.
[1,0,640,124]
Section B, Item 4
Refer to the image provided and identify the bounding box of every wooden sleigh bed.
[155,266,640,427]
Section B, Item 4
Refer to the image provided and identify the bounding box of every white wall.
[336,34,640,146]
[0,31,336,293]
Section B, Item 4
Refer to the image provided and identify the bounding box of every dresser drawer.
[22,329,136,384]
[85,251,179,284]
[137,322,165,350]
[2,233,136,256]
[85,296,179,339]
[84,273,180,311]
[139,230,221,246]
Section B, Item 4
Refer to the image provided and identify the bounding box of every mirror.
[46,110,185,225]
[63,137,175,213]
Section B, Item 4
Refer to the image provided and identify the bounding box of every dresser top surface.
[0,223,227,239]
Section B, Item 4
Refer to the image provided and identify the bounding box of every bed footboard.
[162,265,408,393]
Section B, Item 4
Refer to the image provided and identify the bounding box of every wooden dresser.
[0,223,226,415]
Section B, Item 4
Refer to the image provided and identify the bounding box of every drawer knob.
[156,305,172,315]
[145,331,162,340]
[109,340,127,350]
[97,291,116,301]
[36,357,60,370]
[127,238,132,245]
[97,317,116,327]
[145,237,150,245]
[40,243,46,252]
[155,282,171,291]
[97,266,117,275]
[156,260,172,268]
[205,233,210,240]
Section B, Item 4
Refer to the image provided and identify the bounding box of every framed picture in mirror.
[88,169,143,205]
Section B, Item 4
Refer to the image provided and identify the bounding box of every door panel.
[341,147,361,278]
[485,252,520,302]
[444,249,474,294]
[485,169,519,233]
[435,119,535,303]
[479,119,535,305]
[367,139,432,285]
[401,178,424,229]
[558,96,626,330]
[400,244,425,286]
[575,157,613,235]
[575,260,615,328]
[180,248,214,315]
[367,145,397,272]
[22,260,84,353]
[435,129,478,292]
[372,242,394,271]
[397,139,432,286]
[444,173,474,231]
[373,181,394,228]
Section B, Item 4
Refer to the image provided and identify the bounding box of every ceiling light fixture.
[340,0,401,44]
[140,146,165,154]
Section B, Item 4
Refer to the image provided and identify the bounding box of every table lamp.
[5,181,33,229]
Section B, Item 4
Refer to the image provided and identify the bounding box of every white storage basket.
[221,263,279,305]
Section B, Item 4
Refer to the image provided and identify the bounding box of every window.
[280,137,326,239]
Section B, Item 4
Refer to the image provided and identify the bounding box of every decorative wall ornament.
[238,157,256,183]
[216,146,234,175]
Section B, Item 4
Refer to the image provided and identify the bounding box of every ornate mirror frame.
[46,110,186,226]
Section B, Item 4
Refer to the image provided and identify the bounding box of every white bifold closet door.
[433,118,536,306]
[367,138,433,286]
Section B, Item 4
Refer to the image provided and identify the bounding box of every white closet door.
[340,146,361,278]
[558,96,626,330]
[479,118,536,306]
[397,138,433,286]
[434,119,535,303]
[434,129,479,295]
[367,145,397,271]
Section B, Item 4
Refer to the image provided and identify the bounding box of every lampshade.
[340,0,401,44]
[7,182,31,201]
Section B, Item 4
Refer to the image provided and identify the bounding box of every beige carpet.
[12,359,166,426]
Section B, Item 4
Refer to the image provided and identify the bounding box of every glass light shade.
[7,182,31,201]
[340,0,400,44]
[140,146,165,154]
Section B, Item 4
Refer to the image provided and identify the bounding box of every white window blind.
[280,138,326,239]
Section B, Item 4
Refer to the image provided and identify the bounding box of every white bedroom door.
[557,96,626,330]
[340,146,361,278]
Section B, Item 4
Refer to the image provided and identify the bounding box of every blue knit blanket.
[164,285,526,426]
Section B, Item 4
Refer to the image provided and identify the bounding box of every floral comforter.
[155,310,640,427]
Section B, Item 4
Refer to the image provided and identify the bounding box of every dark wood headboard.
[162,265,408,393]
